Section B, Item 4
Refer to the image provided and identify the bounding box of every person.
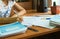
[0,0,26,18]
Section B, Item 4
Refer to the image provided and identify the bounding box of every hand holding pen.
[13,10,38,32]
[13,10,23,22]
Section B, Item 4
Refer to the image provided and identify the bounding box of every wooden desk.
[4,26,59,39]
[2,10,60,39]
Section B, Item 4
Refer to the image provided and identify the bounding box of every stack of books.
[0,21,27,37]
[50,15,60,27]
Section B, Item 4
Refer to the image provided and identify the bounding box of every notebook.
[22,15,56,29]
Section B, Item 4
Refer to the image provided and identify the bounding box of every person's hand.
[17,16,23,22]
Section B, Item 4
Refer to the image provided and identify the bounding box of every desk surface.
[4,10,60,39]
[5,26,59,39]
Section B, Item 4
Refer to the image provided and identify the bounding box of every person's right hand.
[17,16,23,22]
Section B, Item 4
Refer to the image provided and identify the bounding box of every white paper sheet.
[22,15,56,29]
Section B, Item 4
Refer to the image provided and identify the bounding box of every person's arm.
[11,2,26,18]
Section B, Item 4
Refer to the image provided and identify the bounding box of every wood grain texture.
[18,2,32,10]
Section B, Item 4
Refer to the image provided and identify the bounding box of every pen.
[13,10,19,17]
[28,27,38,32]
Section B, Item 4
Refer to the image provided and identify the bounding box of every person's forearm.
[11,9,26,17]
[18,9,26,16]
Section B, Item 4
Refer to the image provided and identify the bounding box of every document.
[22,15,56,29]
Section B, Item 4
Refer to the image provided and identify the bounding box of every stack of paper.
[22,15,56,29]
[0,21,27,37]
[50,15,60,27]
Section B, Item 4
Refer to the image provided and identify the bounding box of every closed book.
[0,21,27,37]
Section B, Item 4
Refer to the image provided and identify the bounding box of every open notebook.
[22,15,56,29]
[0,21,27,37]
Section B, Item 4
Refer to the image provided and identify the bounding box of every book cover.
[0,21,27,37]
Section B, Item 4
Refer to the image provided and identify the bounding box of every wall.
[52,0,60,6]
